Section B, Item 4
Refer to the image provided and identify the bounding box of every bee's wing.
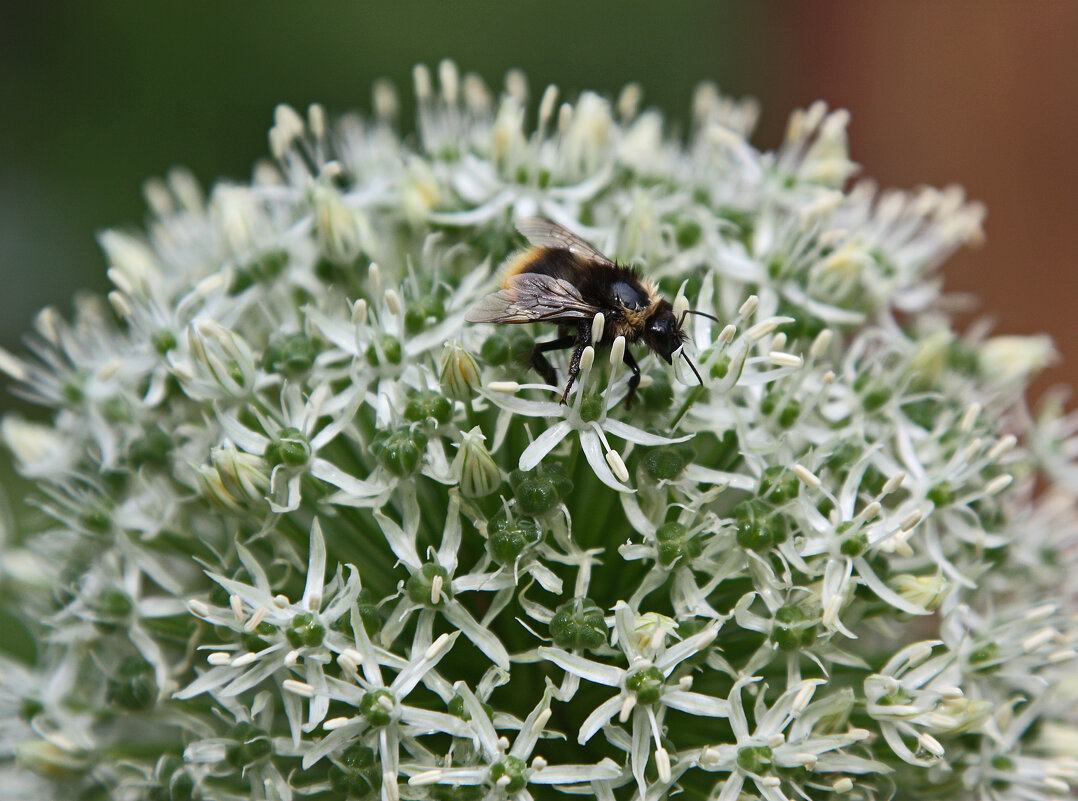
[515,217,615,267]
[466,272,600,324]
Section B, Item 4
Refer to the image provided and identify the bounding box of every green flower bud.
[370,428,428,477]
[366,334,402,366]
[489,756,528,793]
[405,563,451,607]
[359,688,395,727]
[655,521,701,566]
[771,604,817,651]
[404,389,453,424]
[152,329,177,355]
[736,744,773,773]
[550,598,607,651]
[404,294,446,334]
[625,665,665,705]
[480,333,511,366]
[285,611,325,648]
[578,394,604,422]
[760,466,798,504]
[328,744,381,798]
[487,513,541,565]
[264,426,311,468]
[262,332,317,378]
[510,462,573,517]
[643,445,692,482]
[106,656,157,711]
[733,500,788,551]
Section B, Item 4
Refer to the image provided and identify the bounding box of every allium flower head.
[1,60,1076,801]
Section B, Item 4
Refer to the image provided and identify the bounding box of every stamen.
[738,295,759,318]
[438,59,459,105]
[769,351,803,368]
[606,450,630,483]
[983,474,1013,496]
[412,64,432,102]
[282,679,314,697]
[810,329,833,359]
[231,652,259,668]
[579,346,595,373]
[243,606,268,632]
[609,335,626,366]
[960,402,981,433]
[655,747,671,783]
[591,312,605,345]
[230,594,245,624]
[881,472,906,495]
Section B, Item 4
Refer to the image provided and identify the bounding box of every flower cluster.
[1,61,1076,801]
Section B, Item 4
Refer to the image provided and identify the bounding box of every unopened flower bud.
[453,426,501,498]
[440,341,481,401]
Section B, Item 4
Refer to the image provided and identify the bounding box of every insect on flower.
[466,218,716,407]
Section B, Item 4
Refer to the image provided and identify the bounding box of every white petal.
[662,690,730,718]
[443,603,510,670]
[537,647,623,687]
[519,421,572,471]
[602,418,692,446]
[311,458,387,497]
[577,695,623,744]
[580,428,632,493]
[529,758,622,784]
[374,510,422,570]
[682,464,757,490]
[301,520,327,612]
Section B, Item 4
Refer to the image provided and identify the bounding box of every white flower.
[540,601,725,795]
[486,337,690,492]
[2,62,1075,801]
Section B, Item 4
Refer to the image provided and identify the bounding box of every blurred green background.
[2,0,1077,397]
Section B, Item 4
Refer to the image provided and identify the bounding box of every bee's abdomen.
[500,247,582,287]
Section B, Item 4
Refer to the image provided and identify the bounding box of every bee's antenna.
[678,309,722,327]
[680,350,705,386]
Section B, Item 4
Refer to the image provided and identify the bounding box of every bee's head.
[644,302,685,364]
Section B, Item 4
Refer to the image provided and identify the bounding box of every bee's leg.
[531,335,576,388]
[560,324,592,404]
[623,349,641,409]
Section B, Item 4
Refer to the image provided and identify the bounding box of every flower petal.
[519,420,572,471]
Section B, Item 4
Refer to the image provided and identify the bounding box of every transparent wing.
[515,217,615,266]
[466,272,600,324]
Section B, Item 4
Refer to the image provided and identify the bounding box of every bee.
[466,217,715,408]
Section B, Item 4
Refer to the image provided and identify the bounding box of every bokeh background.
[1,1,1076,396]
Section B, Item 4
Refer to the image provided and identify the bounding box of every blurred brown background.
[783,2,1078,400]
[1,1,1076,397]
